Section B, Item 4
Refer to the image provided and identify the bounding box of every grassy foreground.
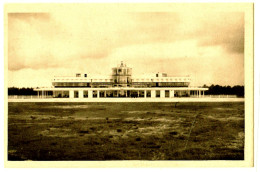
[8,102,244,160]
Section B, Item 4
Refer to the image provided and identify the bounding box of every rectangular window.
[74,91,79,98]
[83,91,88,98]
[146,90,151,98]
[130,90,138,98]
[54,91,62,98]
[106,91,113,97]
[139,90,145,98]
[165,90,170,98]
[100,91,105,98]
[156,90,160,98]
[93,91,97,98]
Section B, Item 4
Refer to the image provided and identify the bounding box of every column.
[105,91,106,97]
[97,90,100,98]
[126,90,128,97]
[69,90,74,98]
[144,90,147,98]
[38,91,39,98]
[160,90,165,98]
[137,91,139,97]
[170,90,175,98]
[89,90,93,98]
[151,90,156,98]
[202,91,204,97]
[199,90,201,98]
[79,90,83,98]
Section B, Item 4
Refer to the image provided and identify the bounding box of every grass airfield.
[8,102,244,160]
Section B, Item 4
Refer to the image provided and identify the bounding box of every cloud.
[7,9,245,87]
[192,12,244,54]
[8,11,244,71]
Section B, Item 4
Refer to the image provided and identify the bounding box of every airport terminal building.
[34,62,208,99]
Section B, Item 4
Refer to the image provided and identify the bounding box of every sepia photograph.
[4,3,254,168]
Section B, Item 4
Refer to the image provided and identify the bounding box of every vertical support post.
[69,90,74,98]
[38,91,39,98]
[170,90,175,98]
[88,90,93,98]
[160,90,165,98]
[79,90,83,98]
[137,90,139,97]
[97,90,100,98]
[105,90,106,97]
[144,90,146,98]
[151,90,156,98]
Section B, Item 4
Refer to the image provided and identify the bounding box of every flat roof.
[34,87,208,91]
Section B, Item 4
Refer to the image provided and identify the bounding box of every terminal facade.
[35,62,208,99]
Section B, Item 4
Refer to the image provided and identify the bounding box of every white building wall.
[151,90,156,98]
[79,90,83,98]
[88,90,93,98]
[69,90,74,98]
[160,90,165,98]
[170,90,175,98]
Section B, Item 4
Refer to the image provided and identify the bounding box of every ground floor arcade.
[34,87,208,99]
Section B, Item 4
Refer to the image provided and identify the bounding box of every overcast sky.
[8,6,244,87]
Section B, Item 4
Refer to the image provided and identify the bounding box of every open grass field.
[8,102,244,160]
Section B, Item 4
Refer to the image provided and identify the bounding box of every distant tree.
[8,87,37,95]
[203,84,244,97]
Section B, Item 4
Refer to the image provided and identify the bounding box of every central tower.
[112,61,132,87]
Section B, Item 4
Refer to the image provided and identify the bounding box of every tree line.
[8,87,38,95]
[203,84,244,97]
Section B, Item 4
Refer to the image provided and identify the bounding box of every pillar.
[105,91,106,97]
[69,90,74,98]
[137,90,139,97]
[170,90,175,98]
[151,90,156,98]
[79,90,83,98]
[97,90,100,98]
[160,90,165,98]
[38,91,39,98]
[144,90,146,98]
[199,90,201,98]
[89,90,93,98]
